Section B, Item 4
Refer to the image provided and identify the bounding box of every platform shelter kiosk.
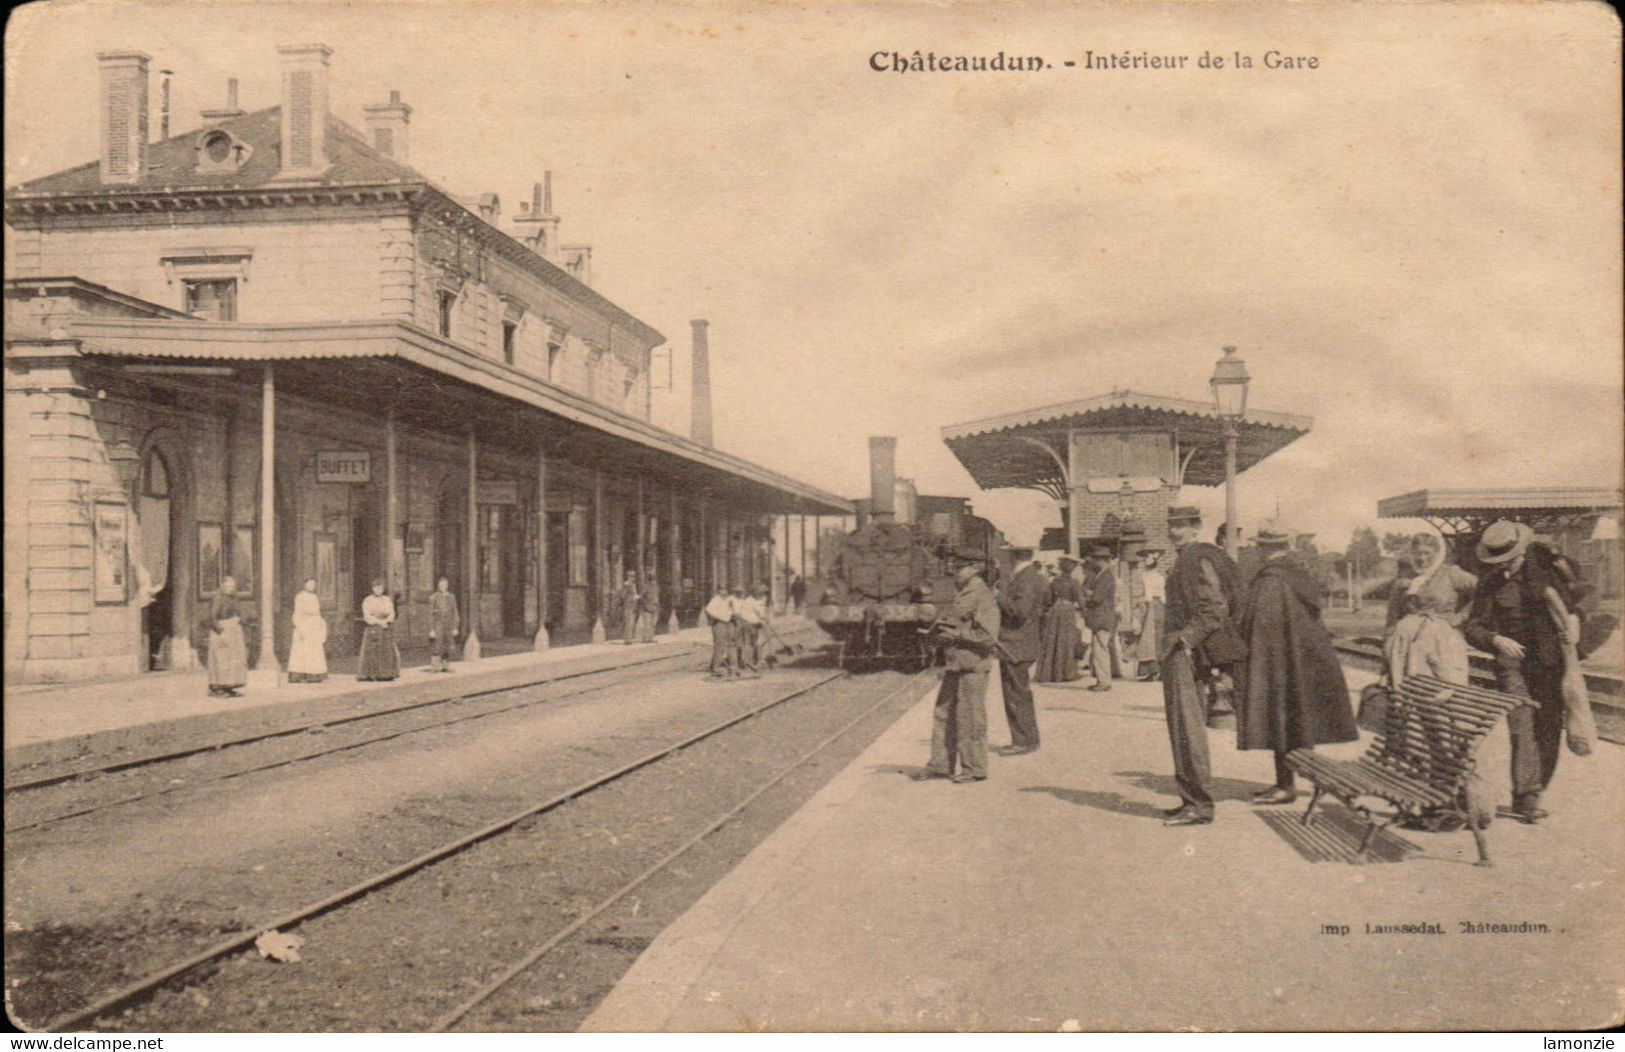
[941,390,1312,557]
[1378,487,1622,598]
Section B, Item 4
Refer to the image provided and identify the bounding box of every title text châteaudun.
[870,51,1046,73]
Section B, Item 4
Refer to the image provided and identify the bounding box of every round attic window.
[203,131,233,164]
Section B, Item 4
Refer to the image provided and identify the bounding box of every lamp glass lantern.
[1210,345,1251,419]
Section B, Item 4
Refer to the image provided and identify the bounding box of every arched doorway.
[133,437,198,671]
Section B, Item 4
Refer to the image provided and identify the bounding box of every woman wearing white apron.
[288,577,328,683]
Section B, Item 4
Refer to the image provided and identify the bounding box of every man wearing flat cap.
[921,564,1002,783]
[1156,505,1244,826]
[1462,520,1591,823]
[1235,527,1357,804]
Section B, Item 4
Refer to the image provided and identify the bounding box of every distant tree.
[1380,532,1413,559]
[1345,526,1382,584]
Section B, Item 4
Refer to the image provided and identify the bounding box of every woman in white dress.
[288,577,328,683]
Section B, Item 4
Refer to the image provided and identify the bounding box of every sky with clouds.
[7,1,1620,550]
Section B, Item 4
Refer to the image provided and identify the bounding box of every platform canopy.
[1377,487,1623,535]
[941,390,1313,497]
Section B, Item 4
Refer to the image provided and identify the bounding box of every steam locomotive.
[812,438,1003,669]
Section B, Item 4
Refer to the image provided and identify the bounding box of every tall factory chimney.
[690,319,713,446]
[869,437,898,525]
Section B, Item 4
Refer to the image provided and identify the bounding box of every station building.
[3,44,849,685]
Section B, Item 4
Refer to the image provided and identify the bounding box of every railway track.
[36,663,921,1032]
[3,647,710,835]
[431,669,931,1032]
[4,644,709,795]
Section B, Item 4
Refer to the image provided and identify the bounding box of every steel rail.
[431,668,933,1032]
[5,650,711,836]
[41,666,850,1034]
[5,645,707,795]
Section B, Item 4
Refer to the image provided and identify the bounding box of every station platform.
[4,617,808,771]
[584,672,1625,1033]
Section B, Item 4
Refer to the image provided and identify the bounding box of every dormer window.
[193,127,252,174]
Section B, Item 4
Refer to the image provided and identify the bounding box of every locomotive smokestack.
[868,437,897,525]
[690,320,713,446]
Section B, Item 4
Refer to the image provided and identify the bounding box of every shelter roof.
[941,390,1312,490]
[11,315,851,516]
[1378,488,1623,521]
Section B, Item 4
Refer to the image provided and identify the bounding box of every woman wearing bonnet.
[1378,528,1506,829]
[1387,526,1477,630]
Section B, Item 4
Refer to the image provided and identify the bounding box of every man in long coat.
[996,546,1047,754]
[1236,528,1358,803]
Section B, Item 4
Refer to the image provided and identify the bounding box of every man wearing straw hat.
[1462,520,1588,824]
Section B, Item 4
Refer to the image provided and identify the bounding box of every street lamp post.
[1209,345,1251,563]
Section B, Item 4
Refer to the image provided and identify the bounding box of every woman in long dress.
[207,576,248,697]
[428,577,460,673]
[636,571,660,643]
[1035,561,1082,683]
[358,578,401,681]
[288,577,328,683]
[620,572,640,644]
[1134,550,1166,680]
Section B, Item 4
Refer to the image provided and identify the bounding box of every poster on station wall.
[196,522,223,598]
[313,533,337,604]
[92,502,128,605]
[567,507,589,587]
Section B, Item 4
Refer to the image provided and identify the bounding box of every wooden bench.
[1287,674,1532,866]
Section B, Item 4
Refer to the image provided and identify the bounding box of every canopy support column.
[533,449,549,651]
[462,426,482,661]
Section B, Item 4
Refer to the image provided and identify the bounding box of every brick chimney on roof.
[511,174,562,263]
[275,43,332,179]
[690,320,713,446]
[97,50,150,185]
[363,89,411,163]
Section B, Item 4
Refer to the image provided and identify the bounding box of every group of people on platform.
[1030,547,1168,688]
[618,568,664,645]
[704,583,772,679]
[922,506,1603,832]
[204,575,461,696]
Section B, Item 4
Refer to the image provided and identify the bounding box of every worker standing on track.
[737,585,766,678]
[706,585,739,680]
[920,564,1002,783]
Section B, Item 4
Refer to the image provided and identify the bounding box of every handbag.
[1356,681,1392,735]
[1195,619,1246,670]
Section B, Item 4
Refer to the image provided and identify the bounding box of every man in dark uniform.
[1082,544,1119,691]
[1462,520,1586,823]
[1157,506,1244,826]
[996,546,1048,755]
[921,564,1002,783]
